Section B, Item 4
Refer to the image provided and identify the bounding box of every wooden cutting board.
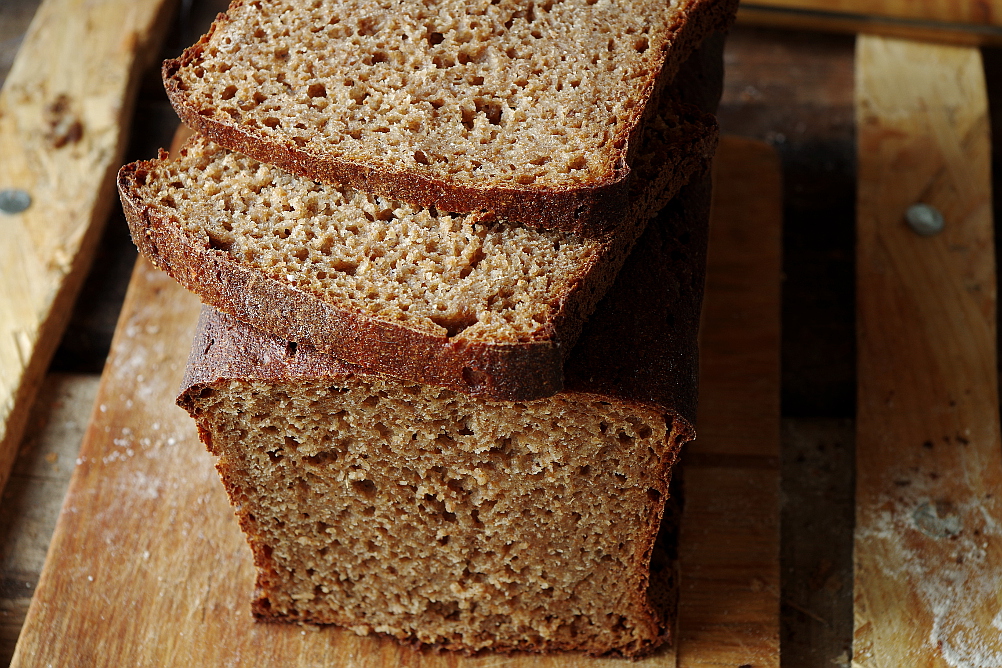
[9,135,782,667]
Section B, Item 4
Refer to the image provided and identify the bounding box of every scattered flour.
[857,475,1002,668]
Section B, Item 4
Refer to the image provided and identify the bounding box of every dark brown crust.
[120,101,717,401]
[176,172,710,657]
[161,0,737,233]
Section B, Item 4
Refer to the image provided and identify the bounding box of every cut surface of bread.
[121,98,716,400]
[177,174,711,657]
[163,0,736,231]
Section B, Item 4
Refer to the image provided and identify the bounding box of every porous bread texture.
[163,0,736,231]
[182,328,685,657]
[119,96,716,400]
[176,173,712,657]
[130,135,603,343]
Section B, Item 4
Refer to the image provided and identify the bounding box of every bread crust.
[120,100,716,401]
[176,172,710,657]
[162,0,736,233]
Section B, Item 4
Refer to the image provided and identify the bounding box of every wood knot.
[45,94,83,148]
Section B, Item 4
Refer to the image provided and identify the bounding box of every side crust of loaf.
[120,101,717,401]
[162,0,736,233]
[176,173,711,657]
[179,309,689,657]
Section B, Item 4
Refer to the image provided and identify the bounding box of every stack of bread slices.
[117,0,737,657]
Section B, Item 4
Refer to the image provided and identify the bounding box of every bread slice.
[176,173,710,657]
[120,96,716,401]
[162,0,736,233]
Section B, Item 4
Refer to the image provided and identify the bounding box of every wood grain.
[0,373,98,664]
[854,35,1002,668]
[750,0,1002,24]
[0,0,176,497]
[738,2,1002,46]
[11,136,780,666]
[677,137,782,668]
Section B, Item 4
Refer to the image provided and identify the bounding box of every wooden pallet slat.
[0,0,177,497]
[677,137,782,668]
[854,34,1002,667]
[738,1,1002,46]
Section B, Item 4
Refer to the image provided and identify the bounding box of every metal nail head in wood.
[905,203,944,236]
[0,189,31,214]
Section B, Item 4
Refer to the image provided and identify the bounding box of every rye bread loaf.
[176,173,710,657]
[120,95,716,401]
[162,0,736,233]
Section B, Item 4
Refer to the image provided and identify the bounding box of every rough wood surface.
[738,1,1002,46]
[0,0,177,497]
[9,135,780,667]
[854,35,1002,668]
[749,0,1002,24]
[0,374,98,665]
[677,137,782,667]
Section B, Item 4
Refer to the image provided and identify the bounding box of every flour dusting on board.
[857,469,1002,668]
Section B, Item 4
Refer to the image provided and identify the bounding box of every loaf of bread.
[120,96,715,401]
[177,173,710,657]
[163,0,736,232]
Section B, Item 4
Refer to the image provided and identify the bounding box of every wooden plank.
[854,35,1002,667]
[676,136,782,667]
[12,136,778,666]
[737,2,1002,46]
[0,0,176,497]
[0,373,99,665]
[749,0,1002,25]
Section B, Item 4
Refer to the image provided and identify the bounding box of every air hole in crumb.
[332,260,358,276]
[207,234,232,252]
[352,479,377,499]
[430,312,479,337]
[428,31,444,45]
[285,341,298,356]
[414,150,430,164]
[308,83,327,98]
[647,488,662,502]
[263,117,280,128]
[304,450,337,466]
[459,248,485,279]
[221,85,237,100]
[475,99,502,125]
[461,107,476,130]
[284,435,300,450]
[267,450,282,463]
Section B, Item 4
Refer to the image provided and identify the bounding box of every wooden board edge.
[738,4,1002,46]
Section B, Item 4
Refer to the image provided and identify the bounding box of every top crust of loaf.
[163,0,736,232]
